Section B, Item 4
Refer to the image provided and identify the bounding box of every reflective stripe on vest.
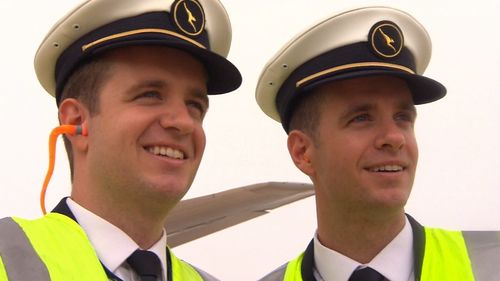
[280,228,500,281]
[463,231,500,281]
[0,215,208,281]
[2,214,108,281]
[0,217,51,281]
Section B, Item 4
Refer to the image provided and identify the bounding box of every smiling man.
[0,0,240,280]
[256,6,500,281]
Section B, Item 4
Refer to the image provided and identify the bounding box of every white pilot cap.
[255,6,446,132]
[35,0,242,104]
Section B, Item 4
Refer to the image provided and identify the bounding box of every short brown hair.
[287,89,326,143]
[59,56,113,178]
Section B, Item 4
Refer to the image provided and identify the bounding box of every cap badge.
[369,21,404,58]
[171,0,205,37]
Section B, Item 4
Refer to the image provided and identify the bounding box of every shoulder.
[189,265,220,281]
[168,249,220,281]
[258,263,288,281]
[2,214,85,239]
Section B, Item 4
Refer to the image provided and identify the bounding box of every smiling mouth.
[146,145,185,160]
[368,165,404,172]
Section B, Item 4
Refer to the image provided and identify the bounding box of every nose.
[375,121,406,152]
[159,102,195,135]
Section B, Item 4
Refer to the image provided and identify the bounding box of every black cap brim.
[57,33,242,100]
[280,69,447,132]
[89,37,242,95]
[301,69,446,105]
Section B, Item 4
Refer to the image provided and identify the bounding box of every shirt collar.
[314,217,414,281]
[313,234,359,280]
[67,198,168,280]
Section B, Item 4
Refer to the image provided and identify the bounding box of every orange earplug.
[40,125,87,215]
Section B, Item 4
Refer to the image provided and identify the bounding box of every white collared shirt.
[67,198,168,281]
[313,217,414,281]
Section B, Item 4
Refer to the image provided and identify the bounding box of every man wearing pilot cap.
[0,0,240,280]
[256,6,500,281]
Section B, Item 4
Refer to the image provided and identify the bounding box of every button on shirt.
[313,217,414,281]
[67,198,168,281]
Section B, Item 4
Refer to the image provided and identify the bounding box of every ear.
[58,98,89,152]
[287,129,315,177]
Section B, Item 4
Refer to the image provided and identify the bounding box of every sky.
[1,0,499,280]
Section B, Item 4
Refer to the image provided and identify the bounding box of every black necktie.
[127,250,162,281]
[348,267,385,281]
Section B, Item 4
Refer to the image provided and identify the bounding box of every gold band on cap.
[296,62,415,88]
[81,28,206,51]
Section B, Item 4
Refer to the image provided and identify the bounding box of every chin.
[381,195,409,210]
[141,178,190,199]
[159,183,190,197]
[371,188,410,207]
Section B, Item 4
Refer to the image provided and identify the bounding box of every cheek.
[329,137,361,162]
[414,144,419,163]
[314,142,352,174]
[90,113,140,147]
[196,125,207,152]
[406,135,419,160]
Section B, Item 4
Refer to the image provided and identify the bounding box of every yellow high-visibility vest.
[0,214,206,281]
[278,228,497,281]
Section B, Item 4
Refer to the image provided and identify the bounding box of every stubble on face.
[309,76,418,217]
[80,46,208,214]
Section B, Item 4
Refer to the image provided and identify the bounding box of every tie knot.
[127,250,162,279]
[348,267,385,281]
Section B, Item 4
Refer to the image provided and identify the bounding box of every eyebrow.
[126,79,209,105]
[399,102,417,116]
[127,79,167,94]
[192,90,210,109]
[339,103,374,120]
[339,101,417,119]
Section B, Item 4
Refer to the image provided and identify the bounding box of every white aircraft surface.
[166,182,314,247]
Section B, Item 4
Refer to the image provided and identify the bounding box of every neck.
[71,174,176,249]
[316,200,406,264]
